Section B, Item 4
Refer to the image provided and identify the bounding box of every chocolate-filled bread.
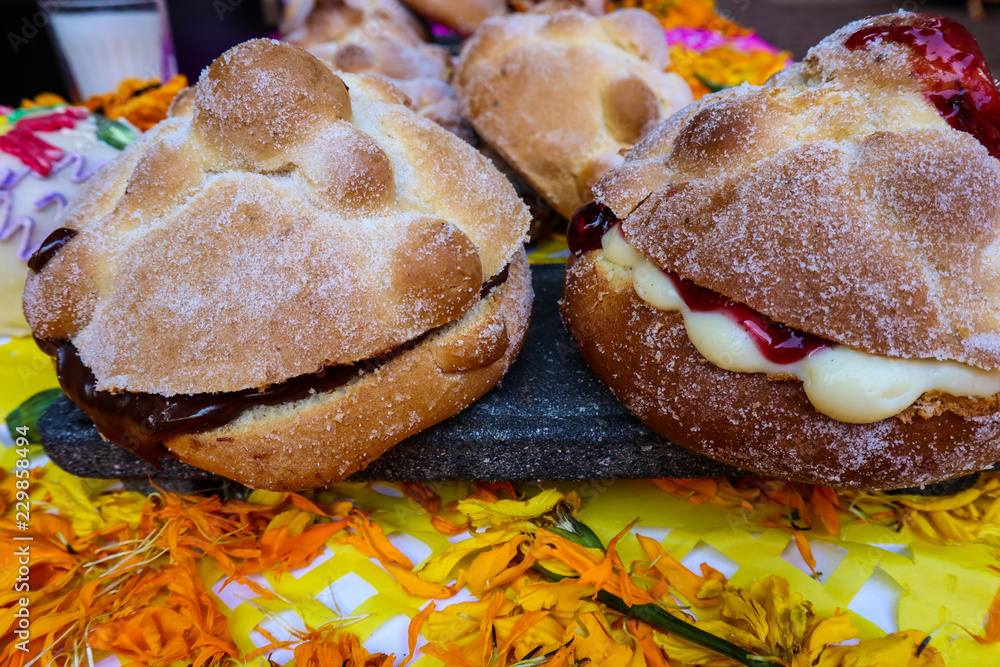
[24,39,533,490]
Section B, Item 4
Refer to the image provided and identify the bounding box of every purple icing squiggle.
[52,151,109,183]
[34,191,68,212]
[1,167,29,190]
[1,151,109,261]
[0,192,35,261]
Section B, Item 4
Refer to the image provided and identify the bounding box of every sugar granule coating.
[454,8,693,220]
[23,39,531,397]
[596,12,1000,371]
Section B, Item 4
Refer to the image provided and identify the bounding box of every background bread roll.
[455,8,693,219]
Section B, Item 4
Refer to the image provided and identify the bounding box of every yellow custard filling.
[601,224,1000,423]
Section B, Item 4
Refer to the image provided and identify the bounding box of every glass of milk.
[41,0,175,99]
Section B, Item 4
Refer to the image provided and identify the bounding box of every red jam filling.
[567,201,618,255]
[667,273,831,364]
[568,202,831,364]
[844,14,1000,160]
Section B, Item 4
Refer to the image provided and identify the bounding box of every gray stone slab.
[37,263,992,494]
[38,264,744,483]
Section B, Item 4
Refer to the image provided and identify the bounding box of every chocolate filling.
[39,265,510,468]
[28,227,77,272]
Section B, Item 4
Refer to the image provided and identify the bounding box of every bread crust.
[594,13,1000,372]
[454,9,692,219]
[166,248,532,491]
[22,40,530,397]
[560,251,1000,490]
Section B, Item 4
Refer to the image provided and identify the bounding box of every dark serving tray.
[37,263,986,494]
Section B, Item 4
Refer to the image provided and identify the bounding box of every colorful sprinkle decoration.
[0,108,87,177]
[0,106,134,177]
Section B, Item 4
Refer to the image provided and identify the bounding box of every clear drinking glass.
[41,0,176,99]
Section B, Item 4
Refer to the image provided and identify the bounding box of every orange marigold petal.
[809,486,843,535]
[386,563,456,599]
[984,585,1000,642]
[430,514,471,536]
[792,530,818,577]
[401,602,435,666]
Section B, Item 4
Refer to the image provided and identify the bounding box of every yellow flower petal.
[819,631,944,666]
[457,489,564,528]
[517,579,591,611]
[895,488,982,512]
[419,528,524,583]
[464,536,528,595]
[265,509,311,538]
[721,588,769,644]
[246,489,288,507]
[805,614,857,653]
[93,492,146,529]
[575,612,637,667]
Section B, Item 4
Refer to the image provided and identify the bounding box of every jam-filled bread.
[561,13,1000,490]
[24,39,532,491]
[454,8,693,221]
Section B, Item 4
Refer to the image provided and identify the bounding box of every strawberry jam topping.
[567,201,618,255]
[569,201,831,364]
[844,14,1000,160]
[668,273,831,364]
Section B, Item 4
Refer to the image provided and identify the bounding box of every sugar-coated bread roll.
[561,13,1000,490]
[397,0,606,37]
[454,8,693,220]
[24,39,532,491]
[284,0,452,82]
[399,0,507,36]
[282,0,476,142]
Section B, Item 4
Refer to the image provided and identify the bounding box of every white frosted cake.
[0,105,134,336]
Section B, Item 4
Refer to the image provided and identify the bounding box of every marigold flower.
[83,75,188,130]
